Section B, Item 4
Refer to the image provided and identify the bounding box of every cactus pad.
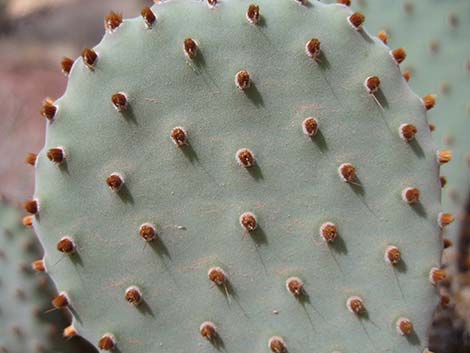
[31,1,445,352]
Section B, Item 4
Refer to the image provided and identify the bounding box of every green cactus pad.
[0,198,97,353]
[31,1,444,352]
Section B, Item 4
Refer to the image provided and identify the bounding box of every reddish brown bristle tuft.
[200,321,217,341]
[23,215,33,228]
[52,292,69,309]
[348,12,365,29]
[443,238,453,249]
[24,199,38,215]
[305,38,321,59]
[430,267,447,285]
[235,70,251,90]
[347,296,366,315]
[125,286,142,306]
[81,48,98,69]
[141,6,156,28]
[56,237,76,254]
[438,213,454,227]
[423,94,436,110]
[302,117,319,137]
[170,127,188,147]
[25,153,37,166]
[139,223,157,242]
[391,48,407,64]
[106,173,124,192]
[364,76,381,94]
[286,277,304,297]
[437,150,452,164]
[236,148,255,168]
[246,4,260,24]
[377,30,389,44]
[239,212,257,231]
[47,148,65,164]
[337,0,351,6]
[105,11,123,31]
[98,334,116,351]
[207,0,218,7]
[338,163,356,182]
[184,38,198,59]
[63,325,78,338]
[402,187,420,203]
[40,98,57,121]
[320,222,337,243]
[208,267,226,285]
[269,336,287,353]
[403,71,411,81]
[429,122,436,132]
[399,124,417,142]
[32,259,45,272]
[396,317,414,336]
[61,57,74,76]
[385,246,401,265]
[111,92,128,112]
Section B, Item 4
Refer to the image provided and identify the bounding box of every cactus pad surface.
[31,1,445,352]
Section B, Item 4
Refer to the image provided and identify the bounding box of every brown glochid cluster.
[184,38,198,59]
[23,200,38,215]
[106,173,124,192]
[246,4,260,24]
[141,6,156,28]
[236,148,255,168]
[240,212,257,231]
[338,163,356,182]
[81,48,98,69]
[399,124,417,142]
[111,92,128,112]
[365,76,381,94]
[348,12,365,29]
[61,57,74,76]
[235,70,251,90]
[56,237,76,254]
[47,148,65,164]
[40,98,57,120]
[305,38,321,59]
[105,11,123,31]
[170,127,188,147]
[98,334,116,351]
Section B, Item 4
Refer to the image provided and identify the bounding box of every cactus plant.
[0,197,97,353]
[28,1,449,352]
[323,0,470,248]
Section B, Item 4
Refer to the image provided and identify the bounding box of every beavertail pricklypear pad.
[30,1,446,352]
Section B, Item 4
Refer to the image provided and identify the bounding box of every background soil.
[0,0,148,202]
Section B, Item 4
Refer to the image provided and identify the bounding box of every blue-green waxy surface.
[32,1,444,352]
